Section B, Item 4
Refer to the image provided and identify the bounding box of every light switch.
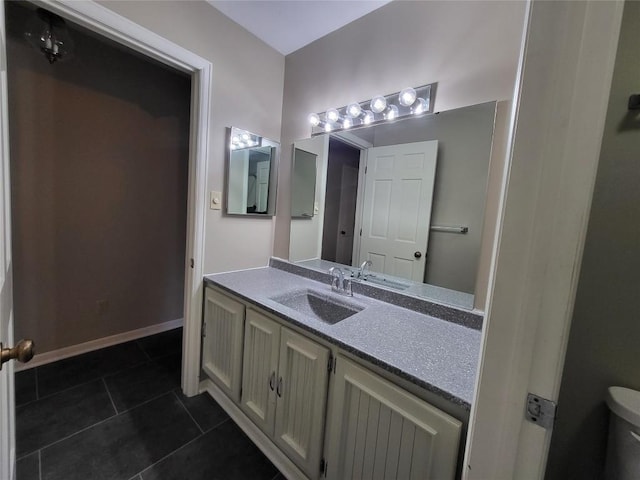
[210,191,222,210]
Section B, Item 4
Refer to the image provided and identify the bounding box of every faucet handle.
[344,278,353,296]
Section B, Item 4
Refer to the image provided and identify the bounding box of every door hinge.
[364,165,367,174]
[525,392,556,430]
[359,228,362,236]
[320,457,328,477]
[201,322,206,337]
[327,353,336,374]
[190,258,194,268]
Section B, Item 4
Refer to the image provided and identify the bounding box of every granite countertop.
[204,267,481,409]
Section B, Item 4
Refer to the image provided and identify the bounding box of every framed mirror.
[291,148,317,218]
[226,127,279,216]
[289,101,498,309]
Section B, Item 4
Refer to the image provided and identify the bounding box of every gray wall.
[98,0,285,275]
[546,2,640,478]
[275,0,526,307]
[7,2,190,353]
[372,102,496,294]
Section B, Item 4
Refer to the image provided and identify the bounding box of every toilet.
[604,387,640,479]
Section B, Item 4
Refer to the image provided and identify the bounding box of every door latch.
[525,392,556,430]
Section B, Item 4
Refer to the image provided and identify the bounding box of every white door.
[358,141,438,282]
[1,2,16,478]
[256,159,270,213]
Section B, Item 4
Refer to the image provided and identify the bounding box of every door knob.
[414,251,422,259]
[0,339,35,370]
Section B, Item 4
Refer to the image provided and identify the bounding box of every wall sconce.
[308,83,436,135]
[230,129,262,150]
[24,8,74,64]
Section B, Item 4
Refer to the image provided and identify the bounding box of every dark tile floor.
[14,328,284,480]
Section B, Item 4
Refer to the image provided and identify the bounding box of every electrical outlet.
[210,191,222,210]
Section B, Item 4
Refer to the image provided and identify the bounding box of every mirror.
[291,148,317,218]
[226,127,279,216]
[289,101,497,309]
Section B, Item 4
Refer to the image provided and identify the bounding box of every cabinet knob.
[269,371,276,391]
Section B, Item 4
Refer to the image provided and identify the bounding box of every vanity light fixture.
[229,128,262,150]
[308,113,321,127]
[347,103,362,118]
[308,83,436,136]
[370,95,387,114]
[399,87,417,107]
[326,108,340,123]
[363,110,375,125]
[413,97,429,115]
[25,8,74,64]
[386,105,399,120]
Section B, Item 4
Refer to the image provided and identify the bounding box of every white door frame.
[465,0,624,478]
[38,0,212,396]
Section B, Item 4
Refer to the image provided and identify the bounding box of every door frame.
[464,0,624,477]
[38,0,212,396]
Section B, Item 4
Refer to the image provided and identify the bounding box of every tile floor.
[14,328,284,480]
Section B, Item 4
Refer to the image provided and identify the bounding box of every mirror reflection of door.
[358,141,438,282]
[321,140,360,265]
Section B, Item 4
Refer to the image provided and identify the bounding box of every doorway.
[6,0,191,359]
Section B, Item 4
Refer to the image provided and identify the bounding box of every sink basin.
[271,289,364,324]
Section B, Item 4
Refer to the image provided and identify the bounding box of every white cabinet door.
[325,356,461,480]
[274,328,330,480]
[202,288,245,402]
[240,308,280,436]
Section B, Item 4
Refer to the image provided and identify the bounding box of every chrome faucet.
[358,260,373,279]
[328,266,352,296]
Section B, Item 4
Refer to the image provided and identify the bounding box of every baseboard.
[200,379,308,480]
[16,318,184,371]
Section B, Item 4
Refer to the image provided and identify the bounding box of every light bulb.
[343,118,352,129]
[363,110,374,125]
[231,135,240,144]
[386,105,399,120]
[326,108,340,123]
[413,97,429,115]
[324,123,333,132]
[370,95,387,114]
[308,113,320,126]
[347,103,362,118]
[399,87,417,107]
[241,132,250,141]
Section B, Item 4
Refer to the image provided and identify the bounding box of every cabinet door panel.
[241,309,280,436]
[202,288,245,402]
[325,356,461,480]
[274,328,329,479]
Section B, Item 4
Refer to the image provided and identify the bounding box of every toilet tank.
[604,387,640,480]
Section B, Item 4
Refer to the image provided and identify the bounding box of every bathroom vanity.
[200,261,482,480]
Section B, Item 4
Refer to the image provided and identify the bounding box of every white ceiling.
[207,0,392,55]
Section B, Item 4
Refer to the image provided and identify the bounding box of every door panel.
[274,328,329,479]
[202,288,245,402]
[240,309,280,436]
[0,0,15,477]
[359,141,438,282]
[325,357,461,480]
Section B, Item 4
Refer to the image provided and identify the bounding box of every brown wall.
[7,2,191,353]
